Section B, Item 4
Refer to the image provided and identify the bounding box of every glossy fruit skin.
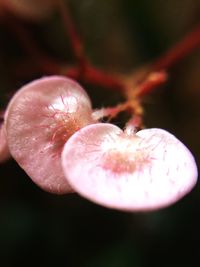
[62,123,198,211]
[5,76,94,194]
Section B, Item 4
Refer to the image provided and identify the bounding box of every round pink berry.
[5,76,94,194]
[61,123,198,211]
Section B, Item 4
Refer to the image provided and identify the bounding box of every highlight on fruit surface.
[61,123,198,211]
[0,0,55,21]
[0,123,10,163]
[5,75,95,194]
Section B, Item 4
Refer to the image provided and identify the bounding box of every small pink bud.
[5,76,94,194]
[61,123,198,211]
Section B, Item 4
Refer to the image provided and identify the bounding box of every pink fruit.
[0,0,55,21]
[0,123,10,162]
[5,76,94,194]
[62,123,198,211]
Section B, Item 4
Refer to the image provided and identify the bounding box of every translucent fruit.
[5,76,94,194]
[62,123,198,211]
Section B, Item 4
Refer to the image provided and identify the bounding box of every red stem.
[135,24,200,97]
[137,71,168,97]
[152,24,200,71]
[6,9,200,96]
[63,65,124,92]
[57,0,87,69]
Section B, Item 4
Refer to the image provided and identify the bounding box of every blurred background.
[0,0,200,266]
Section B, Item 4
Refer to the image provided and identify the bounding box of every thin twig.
[57,0,87,70]
[152,24,200,71]
[135,24,200,97]
[62,64,124,91]
[136,71,168,97]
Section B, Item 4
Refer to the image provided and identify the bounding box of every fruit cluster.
[0,76,198,211]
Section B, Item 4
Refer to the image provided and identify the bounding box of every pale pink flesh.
[0,123,10,163]
[62,123,198,211]
[5,76,94,194]
[0,0,55,21]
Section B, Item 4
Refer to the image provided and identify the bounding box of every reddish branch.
[152,24,200,71]
[5,2,200,98]
[56,0,124,91]
[136,71,168,97]
[56,1,200,96]
[63,65,124,91]
[57,0,87,70]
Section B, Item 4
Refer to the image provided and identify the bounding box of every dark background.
[0,0,200,266]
